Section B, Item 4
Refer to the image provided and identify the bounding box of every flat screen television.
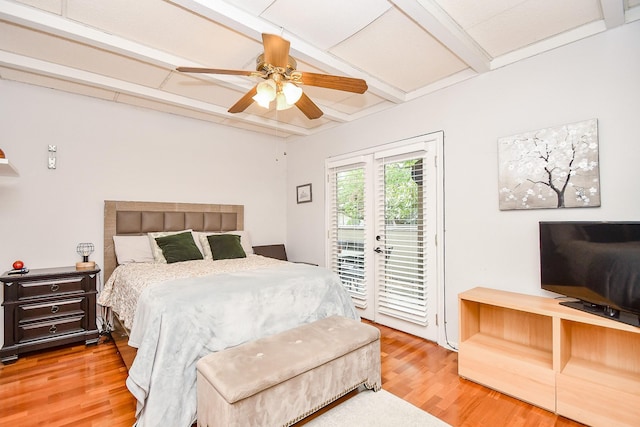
[539,221,640,327]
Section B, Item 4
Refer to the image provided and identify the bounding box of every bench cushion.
[197,315,379,404]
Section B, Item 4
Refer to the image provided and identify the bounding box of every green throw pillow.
[155,231,203,264]
[207,234,246,260]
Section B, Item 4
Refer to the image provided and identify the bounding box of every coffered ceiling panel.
[0,0,637,137]
[258,0,391,50]
[330,8,468,92]
[438,0,604,57]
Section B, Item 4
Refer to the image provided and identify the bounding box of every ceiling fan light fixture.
[252,92,271,109]
[257,79,277,99]
[253,79,277,108]
[282,82,303,105]
[276,92,293,111]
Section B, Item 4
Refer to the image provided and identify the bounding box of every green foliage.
[384,160,421,224]
[336,160,422,225]
[337,168,365,224]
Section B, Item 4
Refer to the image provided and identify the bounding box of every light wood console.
[459,287,640,427]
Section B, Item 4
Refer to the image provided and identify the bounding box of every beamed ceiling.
[1,0,638,138]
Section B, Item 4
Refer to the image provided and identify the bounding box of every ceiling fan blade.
[262,33,291,69]
[298,72,368,94]
[296,92,323,120]
[228,85,258,114]
[176,67,255,76]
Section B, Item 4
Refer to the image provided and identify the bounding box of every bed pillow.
[197,230,254,260]
[206,234,247,260]
[230,230,254,255]
[154,231,204,264]
[113,235,155,264]
[148,229,203,263]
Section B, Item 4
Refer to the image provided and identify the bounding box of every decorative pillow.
[148,229,203,263]
[198,233,217,260]
[154,231,204,264]
[206,234,247,260]
[197,230,254,260]
[113,235,155,264]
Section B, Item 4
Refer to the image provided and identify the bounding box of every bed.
[98,200,359,427]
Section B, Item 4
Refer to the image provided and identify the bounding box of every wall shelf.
[459,287,640,427]
[0,158,19,177]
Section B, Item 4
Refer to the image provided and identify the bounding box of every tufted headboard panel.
[104,200,244,281]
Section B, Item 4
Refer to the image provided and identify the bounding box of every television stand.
[459,287,640,427]
[560,300,640,327]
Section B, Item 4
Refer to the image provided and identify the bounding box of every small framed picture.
[296,183,312,204]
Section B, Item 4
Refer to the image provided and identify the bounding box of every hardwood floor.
[0,325,586,427]
[0,337,136,426]
[372,322,584,427]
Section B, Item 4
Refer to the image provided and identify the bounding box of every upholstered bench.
[196,315,381,427]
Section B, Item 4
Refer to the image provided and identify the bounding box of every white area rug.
[305,389,452,427]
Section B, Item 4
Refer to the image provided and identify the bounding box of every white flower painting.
[498,119,600,210]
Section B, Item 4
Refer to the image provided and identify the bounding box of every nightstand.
[0,265,100,364]
[253,244,288,261]
[252,244,318,266]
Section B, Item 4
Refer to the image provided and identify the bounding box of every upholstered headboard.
[104,200,244,280]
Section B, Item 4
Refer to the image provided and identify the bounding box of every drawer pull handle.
[49,325,57,334]
[51,305,60,314]
[50,284,60,292]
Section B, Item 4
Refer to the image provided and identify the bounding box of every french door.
[326,133,443,341]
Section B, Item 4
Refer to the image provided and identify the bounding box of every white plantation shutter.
[327,161,368,308]
[374,149,430,325]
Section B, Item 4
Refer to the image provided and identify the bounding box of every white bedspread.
[98,255,285,330]
[123,261,358,427]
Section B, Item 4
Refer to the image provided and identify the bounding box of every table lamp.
[76,242,95,269]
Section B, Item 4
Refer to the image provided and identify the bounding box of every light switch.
[48,145,57,169]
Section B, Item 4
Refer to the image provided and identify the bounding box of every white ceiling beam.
[600,0,625,28]
[0,0,254,90]
[0,50,313,136]
[405,68,477,101]
[391,0,491,73]
[166,0,270,40]
[0,0,175,68]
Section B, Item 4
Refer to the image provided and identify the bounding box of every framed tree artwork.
[498,118,600,210]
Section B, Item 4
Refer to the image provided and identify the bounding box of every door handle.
[374,247,383,253]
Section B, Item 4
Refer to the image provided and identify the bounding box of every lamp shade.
[252,92,272,108]
[76,242,95,270]
[282,82,302,105]
[276,92,293,111]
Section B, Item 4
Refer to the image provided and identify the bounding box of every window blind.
[327,163,368,308]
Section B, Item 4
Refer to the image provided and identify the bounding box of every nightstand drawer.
[17,315,85,343]
[18,276,84,300]
[18,297,85,324]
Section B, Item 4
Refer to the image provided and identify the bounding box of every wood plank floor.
[0,324,586,427]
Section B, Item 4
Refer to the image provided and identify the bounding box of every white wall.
[285,21,640,346]
[0,81,287,343]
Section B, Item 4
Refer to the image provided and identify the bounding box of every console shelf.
[459,287,640,427]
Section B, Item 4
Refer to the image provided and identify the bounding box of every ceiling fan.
[176,33,368,120]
